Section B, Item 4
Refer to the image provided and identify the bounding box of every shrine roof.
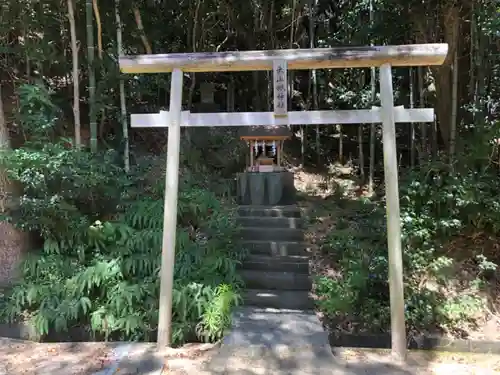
[239,125,291,140]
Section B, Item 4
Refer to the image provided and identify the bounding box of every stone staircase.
[237,205,314,311]
[204,205,341,374]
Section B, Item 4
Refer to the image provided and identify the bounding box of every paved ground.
[2,306,500,374]
[3,338,499,374]
[93,307,347,374]
[107,343,500,375]
[204,306,341,374]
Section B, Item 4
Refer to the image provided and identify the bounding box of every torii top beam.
[119,44,448,74]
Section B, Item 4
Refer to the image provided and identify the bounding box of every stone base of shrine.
[236,171,296,206]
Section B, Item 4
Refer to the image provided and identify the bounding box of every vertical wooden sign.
[273,59,288,117]
[200,82,215,104]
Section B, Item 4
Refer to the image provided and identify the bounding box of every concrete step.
[241,270,312,291]
[241,227,304,242]
[237,216,303,229]
[244,289,314,310]
[238,205,301,218]
[242,240,309,256]
[206,307,342,374]
[242,255,309,273]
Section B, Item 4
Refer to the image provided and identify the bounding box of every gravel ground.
[0,338,122,375]
[1,338,500,375]
[167,347,500,374]
[336,348,500,375]
[0,339,219,375]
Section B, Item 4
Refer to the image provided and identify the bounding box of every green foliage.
[0,84,244,344]
[315,158,500,335]
[16,83,60,140]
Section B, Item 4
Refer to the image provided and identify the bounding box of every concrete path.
[98,308,490,374]
[202,306,355,374]
[103,307,355,374]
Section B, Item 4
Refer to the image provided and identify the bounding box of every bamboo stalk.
[368,0,376,194]
[86,0,97,151]
[68,0,81,147]
[115,0,129,171]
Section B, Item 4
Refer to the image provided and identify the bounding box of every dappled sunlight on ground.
[0,339,219,375]
[292,163,500,374]
[0,339,115,375]
[292,164,359,199]
[335,348,500,374]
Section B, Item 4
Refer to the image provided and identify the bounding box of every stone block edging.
[329,333,500,354]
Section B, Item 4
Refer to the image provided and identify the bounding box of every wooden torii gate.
[119,44,448,359]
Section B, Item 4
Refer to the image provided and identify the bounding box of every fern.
[2,169,242,344]
[0,85,242,344]
[196,284,241,342]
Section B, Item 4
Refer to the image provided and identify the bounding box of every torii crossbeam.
[129,108,434,128]
[119,43,448,360]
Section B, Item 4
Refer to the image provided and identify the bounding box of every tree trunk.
[0,85,26,286]
[185,0,203,148]
[308,0,320,166]
[358,73,365,182]
[450,47,458,159]
[433,6,460,151]
[431,115,438,159]
[368,0,376,193]
[358,124,365,181]
[115,0,129,171]
[414,4,459,153]
[409,67,415,167]
[86,0,97,151]
[287,0,303,167]
[418,66,427,161]
[474,30,486,124]
[67,0,81,147]
[339,125,343,164]
[469,1,476,106]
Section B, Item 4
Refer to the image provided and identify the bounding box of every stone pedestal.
[236,172,296,206]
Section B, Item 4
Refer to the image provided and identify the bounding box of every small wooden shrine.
[237,125,296,205]
[240,125,290,172]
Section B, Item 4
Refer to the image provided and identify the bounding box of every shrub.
[314,159,499,335]
[0,83,245,344]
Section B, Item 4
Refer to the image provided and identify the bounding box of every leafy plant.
[313,156,500,336]
[0,84,245,345]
